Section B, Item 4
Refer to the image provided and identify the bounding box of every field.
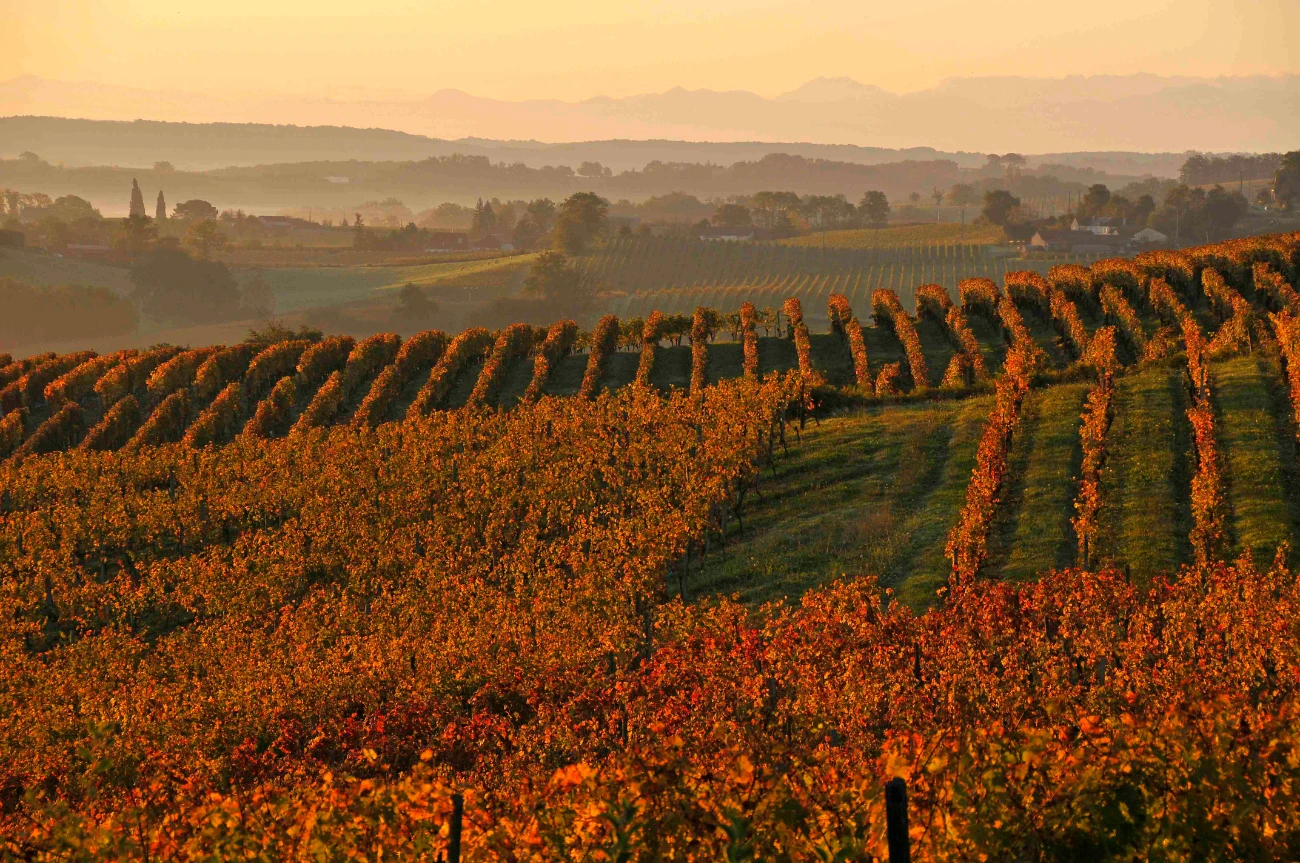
[252,253,535,312]
[577,235,1095,326]
[5,231,1300,860]
[779,220,1007,248]
[0,247,135,294]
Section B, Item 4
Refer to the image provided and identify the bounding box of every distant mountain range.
[1,73,1295,166]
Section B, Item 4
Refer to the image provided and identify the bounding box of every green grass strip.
[991,382,1091,581]
[1214,355,1295,561]
[1096,363,1192,579]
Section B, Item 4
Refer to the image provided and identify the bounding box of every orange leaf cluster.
[146,348,217,402]
[874,361,903,396]
[408,328,494,417]
[468,323,535,408]
[1254,262,1300,316]
[1,350,96,414]
[579,315,621,399]
[243,375,297,439]
[690,307,715,396]
[523,320,578,402]
[355,330,450,427]
[1047,263,1093,304]
[193,344,255,402]
[81,395,142,452]
[1202,268,1255,355]
[915,283,952,322]
[295,336,356,387]
[1005,270,1051,316]
[740,302,760,380]
[1071,376,1113,565]
[635,311,667,387]
[945,345,1037,581]
[1271,311,1300,448]
[1090,257,1147,306]
[1099,285,1148,356]
[1181,319,1225,566]
[44,350,136,409]
[871,289,928,391]
[827,293,872,392]
[958,277,1001,321]
[244,340,311,403]
[94,346,181,408]
[182,381,243,448]
[1048,289,1090,359]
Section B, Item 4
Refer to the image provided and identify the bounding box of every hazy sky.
[7,0,1298,100]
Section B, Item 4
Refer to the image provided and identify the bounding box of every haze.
[8,0,1297,103]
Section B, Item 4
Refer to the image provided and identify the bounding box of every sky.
[5,0,1298,101]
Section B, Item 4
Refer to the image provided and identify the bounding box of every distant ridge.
[1,73,1295,157]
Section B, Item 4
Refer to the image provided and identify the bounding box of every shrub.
[81,396,141,452]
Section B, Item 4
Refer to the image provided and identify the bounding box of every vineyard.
[5,232,1300,860]
[577,235,1095,326]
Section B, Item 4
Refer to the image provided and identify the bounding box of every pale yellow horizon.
[5,0,1298,103]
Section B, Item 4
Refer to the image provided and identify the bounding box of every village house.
[1030,228,1129,255]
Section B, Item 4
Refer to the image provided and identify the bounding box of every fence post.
[449,792,464,863]
[885,777,910,863]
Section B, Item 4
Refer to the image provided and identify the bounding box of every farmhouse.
[1071,216,1120,235]
[424,231,469,252]
[1030,228,1129,255]
[1132,227,1169,245]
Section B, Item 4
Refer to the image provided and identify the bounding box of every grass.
[779,222,1007,249]
[1214,355,1296,561]
[690,395,990,611]
[1095,363,1193,580]
[988,383,1091,581]
[0,249,135,294]
[247,255,534,313]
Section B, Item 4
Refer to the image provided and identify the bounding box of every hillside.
[5,230,1300,859]
[4,73,1297,153]
[579,235,1087,326]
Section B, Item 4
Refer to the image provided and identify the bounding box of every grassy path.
[1214,355,1296,561]
[891,396,991,604]
[989,382,1091,581]
[1095,363,1192,579]
[689,396,989,610]
[541,353,587,397]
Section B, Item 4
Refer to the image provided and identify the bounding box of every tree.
[858,191,890,227]
[947,184,979,208]
[183,219,228,259]
[129,248,241,325]
[471,199,497,235]
[172,199,218,222]
[712,203,752,228]
[981,190,1021,226]
[129,180,146,218]
[115,214,158,258]
[155,191,167,222]
[1078,184,1111,218]
[553,192,608,254]
[908,192,921,205]
[239,270,274,317]
[1275,150,1300,211]
[578,161,609,179]
[750,191,801,230]
[154,161,175,173]
[1001,153,1026,178]
[1204,185,1248,239]
[524,250,582,300]
[395,283,439,328]
[48,195,100,222]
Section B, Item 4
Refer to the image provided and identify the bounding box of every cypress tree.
[129,179,146,218]
[155,190,167,222]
